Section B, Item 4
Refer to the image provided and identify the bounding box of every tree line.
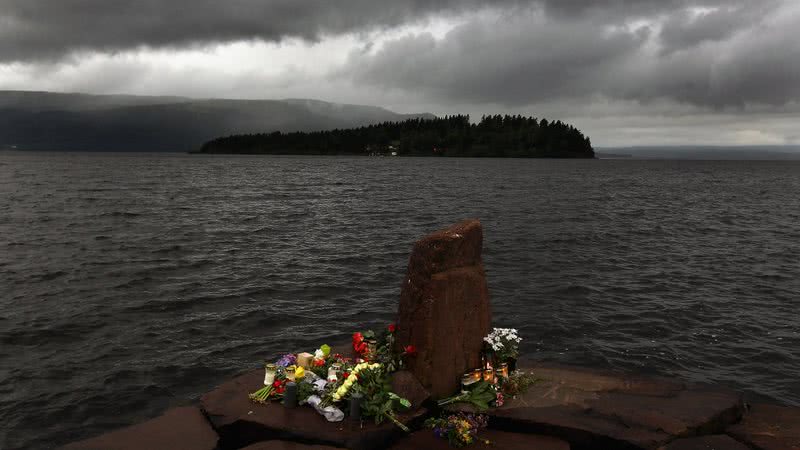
[198,114,595,158]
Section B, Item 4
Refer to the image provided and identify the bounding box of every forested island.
[198,114,595,158]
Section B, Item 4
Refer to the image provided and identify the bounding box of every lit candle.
[483,363,494,382]
[498,363,509,379]
[263,363,277,385]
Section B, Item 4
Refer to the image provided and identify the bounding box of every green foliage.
[437,381,497,411]
[354,367,411,431]
[296,380,316,404]
[200,115,594,158]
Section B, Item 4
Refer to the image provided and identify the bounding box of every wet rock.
[60,406,218,450]
[200,369,426,450]
[390,370,431,410]
[659,435,750,450]
[727,403,800,450]
[454,363,743,450]
[395,219,491,399]
[390,429,569,450]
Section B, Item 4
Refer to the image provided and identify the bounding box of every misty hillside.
[0,91,434,152]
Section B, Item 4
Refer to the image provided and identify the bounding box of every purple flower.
[276,354,296,367]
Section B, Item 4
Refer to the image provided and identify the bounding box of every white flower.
[314,349,324,359]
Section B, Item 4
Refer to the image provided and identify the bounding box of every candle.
[461,372,477,391]
[365,339,378,358]
[483,362,494,382]
[349,393,363,421]
[283,382,297,408]
[328,363,341,383]
[296,352,314,368]
[263,363,277,385]
[498,363,509,379]
[285,366,296,382]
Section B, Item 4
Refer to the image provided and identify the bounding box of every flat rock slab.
[60,406,218,450]
[389,429,569,450]
[201,369,425,450]
[659,435,750,450]
[453,363,743,450]
[241,441,341,450]
[727,403,800,450]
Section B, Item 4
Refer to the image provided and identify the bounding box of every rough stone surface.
[727,403,800,450]
[241,441,341,450]
[60,406,218,450]
[659,435,750,450]
[395,219,491,399]
[453,363,743,450]
[390,429,569,449]
[390,370,431,410]
[200,369,426,450]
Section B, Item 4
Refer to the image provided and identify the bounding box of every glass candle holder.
[498,363,509,379]
[366,339,378,358]
[327,363,341,383]
[285,366,296,382]
[264,363,277,385]
[482,366,495,382]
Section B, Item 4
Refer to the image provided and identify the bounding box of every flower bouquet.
[483,328,521,370]
[425,413,489,447]
[248,323,416,431]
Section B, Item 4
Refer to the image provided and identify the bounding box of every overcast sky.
[1,0,798,146]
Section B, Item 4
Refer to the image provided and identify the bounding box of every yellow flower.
[295,366,305,379]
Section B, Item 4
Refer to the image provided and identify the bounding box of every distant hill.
[596,146,800,160]
[0,91,434,152]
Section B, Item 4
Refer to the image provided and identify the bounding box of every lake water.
[1,152,799,449]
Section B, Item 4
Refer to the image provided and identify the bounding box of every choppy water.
[1,152,799,449]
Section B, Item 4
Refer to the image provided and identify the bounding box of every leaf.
[320,344,331,357]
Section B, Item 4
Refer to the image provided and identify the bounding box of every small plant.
[501,371,540,398]
[483,328,521,361]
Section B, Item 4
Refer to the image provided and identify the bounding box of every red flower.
[343,372,350,379]
[354,342,368,355]
[276,386,285,395]
[388,323,396,333]
[404,345,417,355]
[272,380,282,388]
[313,359,325,367]
[352,332,364,344]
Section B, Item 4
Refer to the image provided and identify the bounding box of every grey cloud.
[0,0,532,62]
[0,0,766,62]
[344,2,799,109]
[658,2,774,54]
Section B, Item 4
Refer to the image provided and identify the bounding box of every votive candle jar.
[498,363,509,379]
[285,366,296,382]
[328,363,341,383]
[264,363,277,385]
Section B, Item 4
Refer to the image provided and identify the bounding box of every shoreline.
[61,358,800,450]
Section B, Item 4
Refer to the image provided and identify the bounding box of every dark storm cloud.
[345,2,800,109]
[0,0,763,62]
[0,0,532,62]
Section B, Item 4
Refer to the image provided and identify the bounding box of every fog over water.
[1,152,799,449]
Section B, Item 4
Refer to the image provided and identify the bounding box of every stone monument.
[395,219,492,399]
